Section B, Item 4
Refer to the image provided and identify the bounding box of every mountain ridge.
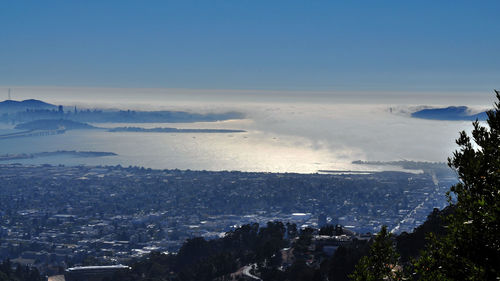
[0,99,57,112]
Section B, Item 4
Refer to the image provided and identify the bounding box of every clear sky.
[1,0,499,93]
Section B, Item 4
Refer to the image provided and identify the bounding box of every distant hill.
[0,101,245,124]
[411,106,488,121]
[15,119,96,130]
[0,99,56,112]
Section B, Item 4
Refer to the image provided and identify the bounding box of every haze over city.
[0,1,499,281]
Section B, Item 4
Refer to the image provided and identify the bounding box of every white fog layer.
[0,87,490,173]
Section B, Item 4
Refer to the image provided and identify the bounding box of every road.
[242,264,262,280]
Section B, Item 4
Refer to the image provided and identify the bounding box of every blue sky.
[1,0,499,92]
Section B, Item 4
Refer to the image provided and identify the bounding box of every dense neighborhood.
[0,163,455,277]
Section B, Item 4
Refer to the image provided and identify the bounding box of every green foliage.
[293,227,314,255]
[130,222,286,281]
[327,239,370,281]
[0,260,12,279]
[0,272,10,281]
[413,91,500,280]
[349,226,402,281]
[0,260,41,281]
[286,222,298,239]
[396,207,452,263]
[319,224,343,236]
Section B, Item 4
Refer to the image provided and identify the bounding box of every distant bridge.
[0,128,66,140]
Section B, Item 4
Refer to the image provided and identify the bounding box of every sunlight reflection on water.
[0,102,475,173]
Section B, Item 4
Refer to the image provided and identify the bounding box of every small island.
[411,106,487,121]
[0,150,117,161]
[15,119,97,130]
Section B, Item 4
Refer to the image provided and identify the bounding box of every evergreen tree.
[0,259,12,277]
[349,225,402,281]
[414,90,500,280]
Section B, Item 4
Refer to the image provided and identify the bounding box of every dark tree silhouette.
[414,90,500,280]
[349,226,401,281]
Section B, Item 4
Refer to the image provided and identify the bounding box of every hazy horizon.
[0,85,495,108]
[0,85,489,172]
[1,1,498,172]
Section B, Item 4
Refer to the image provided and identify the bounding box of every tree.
[349,225,402,281]
[0,272,10,281]
[327,239,370,281]
[0,259,12,277]
[414,90,500,280]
